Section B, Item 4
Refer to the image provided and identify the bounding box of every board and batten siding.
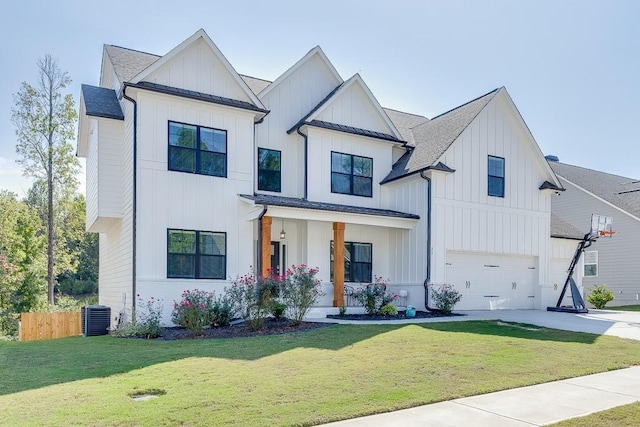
[98,99,135,326]
[133,91,256,323]
[306,127,394,208]
[552,176,640,306]
[429,96,554,289]
[255,53,341,198]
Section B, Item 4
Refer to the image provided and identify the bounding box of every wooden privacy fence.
[20,311,82,341]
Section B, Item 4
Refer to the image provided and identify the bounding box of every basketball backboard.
[591,214,613,237]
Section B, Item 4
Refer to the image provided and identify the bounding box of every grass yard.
[609,305,640,312]
[2,320,640,426]
[552,401,640,426]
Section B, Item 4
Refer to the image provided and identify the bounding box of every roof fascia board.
[497,89,563,189]
[258,46,343,99]
[129,29,265,110]
[557,176,640,223]
[302,74,403,140]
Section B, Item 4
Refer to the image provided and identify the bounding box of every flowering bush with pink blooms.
[353,277,398,315]
[281,264,323,325]
[227,270,283,330]
[171,289,213,336]
[112,295,163,339]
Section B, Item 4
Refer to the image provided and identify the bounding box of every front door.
[270,241,280,275]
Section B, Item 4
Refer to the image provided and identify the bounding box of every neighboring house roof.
[81,84,124,120]
[550,214,585,240]
[549,161,640,219]
[239,194,420,220]
[104,45,159,83]
[126,81,269,113]
[381,88,500,184]
[240,74,271,95]
[382,108,429,146]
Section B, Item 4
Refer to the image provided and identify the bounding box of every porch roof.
[239,194,419,229]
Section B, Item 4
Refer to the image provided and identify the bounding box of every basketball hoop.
[598,230,616,237]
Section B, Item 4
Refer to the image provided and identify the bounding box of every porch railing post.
[333,222,345,307]
[261,216,272,278]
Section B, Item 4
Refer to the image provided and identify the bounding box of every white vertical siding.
[552,177,640,306]
[86,119,99,230]
[256,54,341,198]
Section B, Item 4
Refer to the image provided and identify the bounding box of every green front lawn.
[2,321,640,426]
[609,305,640,312]
[552,402,640,426]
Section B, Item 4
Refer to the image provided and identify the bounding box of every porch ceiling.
[240,194,419,229]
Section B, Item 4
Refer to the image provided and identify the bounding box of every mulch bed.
[159,318,334,340]
[326,310,466,321]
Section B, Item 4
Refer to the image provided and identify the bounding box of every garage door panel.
[444,252,537,310]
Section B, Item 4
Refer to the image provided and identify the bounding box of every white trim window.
[584,250,598,277]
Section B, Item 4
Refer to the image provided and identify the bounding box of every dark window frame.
[167,229,227,279]
[257,147,282,192]
[330,151,373,198]
[488,155,505,197]
[330,240,373,283]
[168,120,227,177]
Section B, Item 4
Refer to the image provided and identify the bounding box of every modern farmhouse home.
[77,29,581,325]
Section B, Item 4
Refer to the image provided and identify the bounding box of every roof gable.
[103,45,160,85]
[550,161,640,220]
[129,29,264,110]
[258,46,343,99]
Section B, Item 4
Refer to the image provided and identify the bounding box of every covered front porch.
[240,194,421,311]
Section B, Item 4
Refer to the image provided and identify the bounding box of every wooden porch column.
[260,216,272,278]
[333,222,345,307]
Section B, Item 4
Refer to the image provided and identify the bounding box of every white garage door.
[444,252,538,310]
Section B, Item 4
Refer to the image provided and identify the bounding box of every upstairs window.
[258,148,281,192]
[167,229,226,279]
[488,155,505,197]
[168,121,227,177]
[331,152,373,197]
[330,241,373,283]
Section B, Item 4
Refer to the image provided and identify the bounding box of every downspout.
[256,204,268,275]
[296,128,308,200]
[121,84,137,315]
[420,170,439,312]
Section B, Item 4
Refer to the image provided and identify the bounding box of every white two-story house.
[77,29,580,325]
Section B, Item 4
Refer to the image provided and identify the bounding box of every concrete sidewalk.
[320,366,640,426]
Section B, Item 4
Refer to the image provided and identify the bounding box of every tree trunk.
[47,79,54,305]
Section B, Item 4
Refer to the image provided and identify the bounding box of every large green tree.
[11,55,79,304]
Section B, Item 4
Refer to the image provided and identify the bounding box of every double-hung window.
[584,250,598,277]
[331,152,373,197]
[168,121,227,177]
[257,148,281,192]
[167,229,226,279]
[330,241,373,283]
[488,155,505,197]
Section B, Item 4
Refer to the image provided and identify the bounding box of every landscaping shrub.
[112,296,163,339]
[430,284,462,314]
[270,301,287,320]
[353,277,397,315]
[379,304,398,316]
[171,289,213,336]
[228,272,283,330]
[587,284,615,309]
[281,264,323,325]
[210,294,234,327]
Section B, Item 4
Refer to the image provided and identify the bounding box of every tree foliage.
[11,54,79,304]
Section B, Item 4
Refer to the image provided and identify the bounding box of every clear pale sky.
[1,0,638,197]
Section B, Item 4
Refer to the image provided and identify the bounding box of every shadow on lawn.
[0,319,601,396]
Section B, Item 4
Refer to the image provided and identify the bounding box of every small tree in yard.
[11,55,79,304]
[587,284,615,309]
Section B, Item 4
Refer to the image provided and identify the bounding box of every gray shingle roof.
[549,161,640,219]
[239,194,420,220]
[381,88,501,184]
[382,108,429,146]
[305,120,403,143]
[126,82,268,113]
[104,45,160,83]
[550,213,585,240]
[240,74,271,95]
[81,84,124,120]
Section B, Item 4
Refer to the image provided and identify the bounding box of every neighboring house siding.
[256,54,341,198]
[306,127,393,208]
[553,177,640,306]
[548,237,583,308]
[99,100,134,325]
[134,91,256,323]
